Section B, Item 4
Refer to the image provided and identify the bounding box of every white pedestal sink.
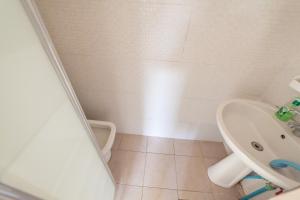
[208,99,300,190]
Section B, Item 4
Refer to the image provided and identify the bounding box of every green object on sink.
[292,97,300,106]
[275,106,294,122]
[275,97,300,122]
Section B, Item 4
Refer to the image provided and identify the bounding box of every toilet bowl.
[88,120,116,162]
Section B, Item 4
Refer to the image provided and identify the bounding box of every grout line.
[117,183,143,188]
[116,135,123,150]
[147,151,175,156]
[117,133,224,144]
[178,189,214,194]
[141,187,144,200]
[198,141,206,163]
[145,136,149,153]
[113,148,218,158]
[112,149,147,153]
[115,133,124,151]
[172,140,180,199]
[118,183,182,191]
[118,184,218,200]
[117,181,218,193]
[177,188,215,193]
[142,186,178,191]
[147,152,175,156]
[141,137,149,200]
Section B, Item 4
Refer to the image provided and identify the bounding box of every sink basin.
[208,99,300,190]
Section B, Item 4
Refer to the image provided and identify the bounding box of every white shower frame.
[0,0,116,199]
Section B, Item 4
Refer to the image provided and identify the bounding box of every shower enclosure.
[0,0,115,199]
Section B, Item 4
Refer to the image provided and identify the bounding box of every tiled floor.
[109,134,243,200]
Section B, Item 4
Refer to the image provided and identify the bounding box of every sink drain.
[251,141,264,151]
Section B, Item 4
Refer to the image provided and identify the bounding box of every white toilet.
[88,120,116,162]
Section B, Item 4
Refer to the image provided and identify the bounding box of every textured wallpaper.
[36,0,300,141]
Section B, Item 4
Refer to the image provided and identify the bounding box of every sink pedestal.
[208,153,252,188]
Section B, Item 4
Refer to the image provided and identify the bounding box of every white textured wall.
[263,66,300,106]
[36,0,300,141]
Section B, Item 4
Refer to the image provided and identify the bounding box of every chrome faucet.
[287,121,300,137]
[274,97,300,137]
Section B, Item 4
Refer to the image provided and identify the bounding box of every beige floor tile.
[210,180,241,198]
[147,137,174,154]
[178,191,214,200]
[109,150,146,186]
[112,133,123,150]
[213,192,240,200]
[204,158,219,168]
[142,187,178,200]
[175,156,211,192]
[200,141,227,159]
[115,184,142,200]
[119,134,148,152]
[174,139,203,157]
[204,158,241,198]
[144,153,177,189]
